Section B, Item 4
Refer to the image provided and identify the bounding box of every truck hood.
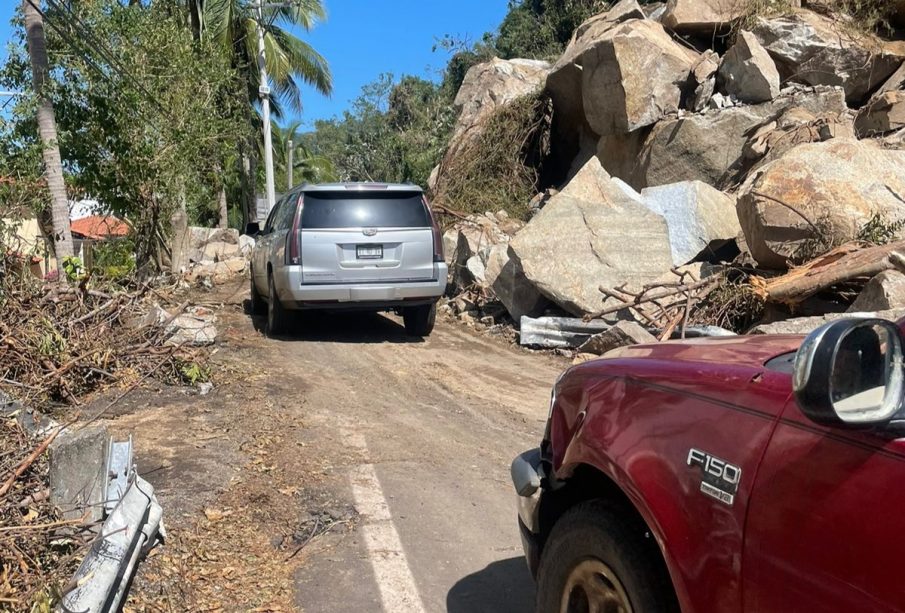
[603,333,805,368]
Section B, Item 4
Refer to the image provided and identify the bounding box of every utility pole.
[22,0,74,266]
[287,139,293,190]
[255,1,277,213]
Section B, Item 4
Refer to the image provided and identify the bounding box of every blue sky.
[0,1,509,127]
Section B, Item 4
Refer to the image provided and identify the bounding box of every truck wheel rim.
[560,559,632,613]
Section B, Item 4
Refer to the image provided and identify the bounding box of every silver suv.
[247,182,448,337]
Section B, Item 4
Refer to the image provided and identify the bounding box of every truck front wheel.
[535,501,678,613]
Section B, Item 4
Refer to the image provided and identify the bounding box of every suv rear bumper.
[275,263,448,308]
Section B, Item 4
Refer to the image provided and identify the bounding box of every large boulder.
[484,244,549,320]
[737,139,905,269]
[581,19,700,136]
[447,58,551,157]
[752,11,905,103]
[634,85,846,189]
[855,91,905,137]
[718,30,780,104]
[661,0,747,33]
[510,159,673,316]
[639,181,740,265]
[545,0,645,172]
[848,271,905,312]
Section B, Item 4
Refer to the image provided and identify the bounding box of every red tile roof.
[70,215,129,240]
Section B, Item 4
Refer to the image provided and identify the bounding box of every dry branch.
[751,240,905,305]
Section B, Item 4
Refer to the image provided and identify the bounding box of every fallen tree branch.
[751,240,905,306]
[0,426,62,499]
[587,277,719,321]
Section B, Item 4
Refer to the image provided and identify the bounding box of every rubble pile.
[184,226,253,285]
[434,0,905,353]
[0,269,213,411]
[0,407,82,606]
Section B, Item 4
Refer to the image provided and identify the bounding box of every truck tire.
[250,270,266,315]
[403,303,436,337]
[535,500,678,613]
[266,274,291,337]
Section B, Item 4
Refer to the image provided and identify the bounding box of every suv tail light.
[286,194,303,265]
[424,196,444,263]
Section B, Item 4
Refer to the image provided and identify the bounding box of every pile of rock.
[435,0,905,349]
[184,227,254,284]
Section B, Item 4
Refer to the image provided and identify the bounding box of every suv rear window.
[301,192,430,229]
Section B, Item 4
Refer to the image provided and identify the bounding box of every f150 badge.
[687,449,741,506]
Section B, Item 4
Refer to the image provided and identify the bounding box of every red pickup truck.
[512,317,905,612]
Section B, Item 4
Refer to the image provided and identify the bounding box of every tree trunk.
[23,0,74,268]
[217,184,228,229]
[752,240,905,306]
[170,189,190,274]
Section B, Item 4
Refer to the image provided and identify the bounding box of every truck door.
[743,397,905,611]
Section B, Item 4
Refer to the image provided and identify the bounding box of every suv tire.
[266,274,291,337]
[250,270,266,315]
[403,303,436,337]
[535,500,678,613]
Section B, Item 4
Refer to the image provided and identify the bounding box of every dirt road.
[107,280,565,612]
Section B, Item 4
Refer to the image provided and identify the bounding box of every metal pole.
[287,139,293,190]
[256,1,276,213]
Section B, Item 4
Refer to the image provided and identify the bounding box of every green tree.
[269,120,337,189]
[190,0,333,222]
[0,0,250,272]
[495,0,607,60]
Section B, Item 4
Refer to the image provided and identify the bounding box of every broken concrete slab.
[578,320,657,355]
[49,426,109,523]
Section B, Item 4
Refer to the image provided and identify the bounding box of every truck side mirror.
[793,319,905,429]
[244,222,261,237]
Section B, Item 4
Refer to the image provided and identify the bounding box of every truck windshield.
[301,192,429,229]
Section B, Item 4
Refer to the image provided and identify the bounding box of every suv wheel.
[266,274,291,337]
[535,501,678,613]
[249,269,266,315]
[403,303,436,337]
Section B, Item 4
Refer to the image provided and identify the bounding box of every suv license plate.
[356,245,383,259]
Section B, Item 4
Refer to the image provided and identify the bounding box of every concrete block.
[50,426,109,523]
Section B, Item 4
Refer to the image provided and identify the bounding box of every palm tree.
[269,120,337,189]
[187,0,333,223]
[22,0,74,267]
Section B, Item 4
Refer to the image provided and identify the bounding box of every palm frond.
[270,27,332,96]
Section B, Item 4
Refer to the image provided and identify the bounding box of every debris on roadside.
[183,226,251,286]
[0,407,83,607]
[0,274,212,413]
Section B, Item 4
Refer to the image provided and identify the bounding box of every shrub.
[432,92,553,220]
